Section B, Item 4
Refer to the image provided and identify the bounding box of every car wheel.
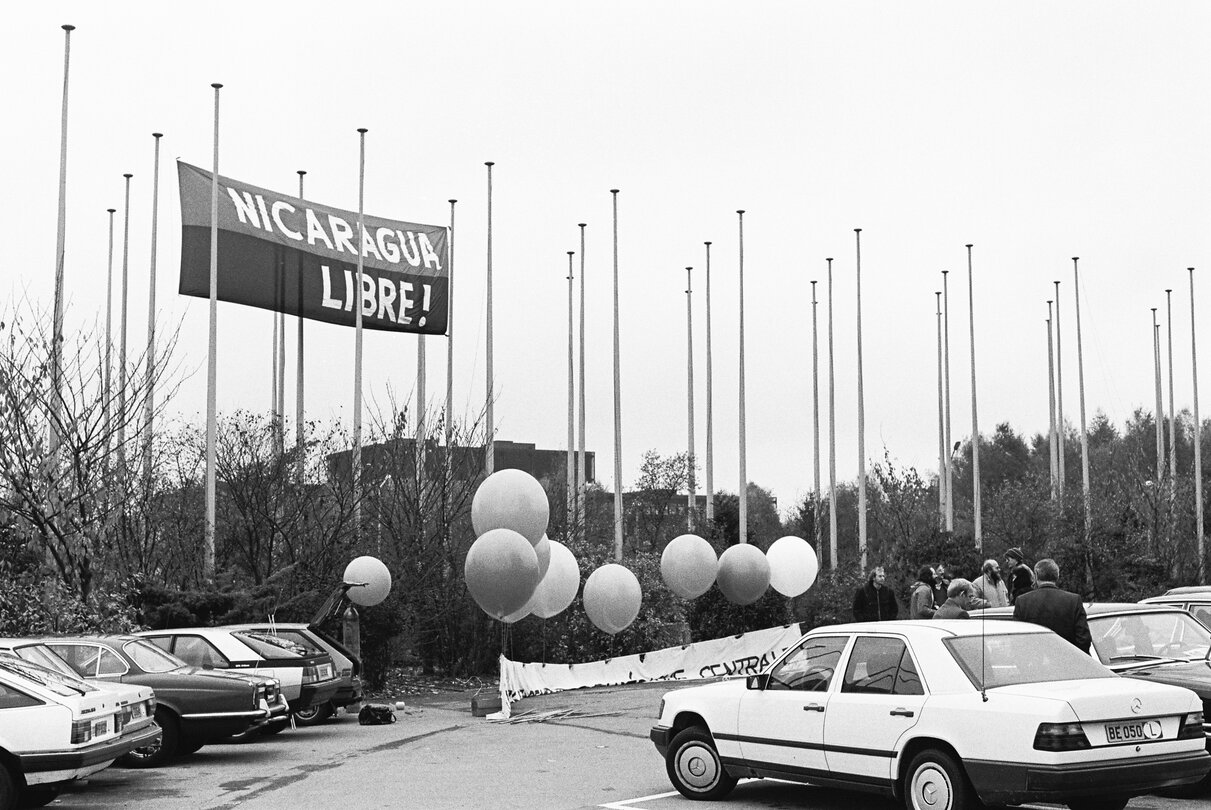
[292,701,334,726]
[17,784,61,808]
[1156,770,1211,798]
[119,709,177,767]
[261,720,289,735]
[665,727,738,801]
[0,767,14,810]
[904,749,973,810]
[1066,798,1128,810]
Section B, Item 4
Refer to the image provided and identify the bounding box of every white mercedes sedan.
[650,620,1210,810]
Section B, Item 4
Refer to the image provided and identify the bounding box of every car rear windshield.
[944,632,1115,688]
[0,655,92,696]
[233,632,306,659]
[123,639,188,673]
[13,644,85,680]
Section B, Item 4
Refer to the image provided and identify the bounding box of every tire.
[17,785,61,809]
[0,767,14,810]
[665,727,738,801]
[1066,798,1128,810]
[292,701,334,727]
[904,749,973,810]
[261,720,289,735]
[1156,770,1211,798]
[119,709,177,767]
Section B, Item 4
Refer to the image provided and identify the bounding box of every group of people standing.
[851,547,1091,653]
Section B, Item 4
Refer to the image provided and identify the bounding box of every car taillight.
[1179,711,1206,740]
[147,697,156,714]
[1034,722,1091,751]
[303,664,319,684]
[71,719,93,744]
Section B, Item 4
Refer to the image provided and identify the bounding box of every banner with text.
[498,624,804,702]
[177,161,448,334]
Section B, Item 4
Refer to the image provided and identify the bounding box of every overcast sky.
[5,2,1211,517]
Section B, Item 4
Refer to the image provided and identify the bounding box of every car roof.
[809,619,1047,638]
[1161,585,1211,596]
[974,603,1185,617]
[220,622,309,630]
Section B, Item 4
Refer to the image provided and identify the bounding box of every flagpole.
[966,244,981,551]
[1153,308,1165,482]
[577,223,587,537]
[117,172,133,478]
[1055,279,1066,501]
[827,257,838,569]
[1073,257,1092,569]
[142,133,162,488]
[611,189,623,561]
[737,210,748,544]
[1189,267,1204,584]
[1167,288,1177,489]
[1047,302,1058,501]
[704,241,715,525]
[104,208,116,448]
[936,291,945,529]
[204,82,222,584]
[686,265,695,531]
[50,24,75,458]
[271,288,279,437]
[446,199,456,454]
[354,128,367,544]
[296,170,307,485]
[812,278,821,552]
[485,161,495,474]
[855,229,866,567]
[942,269,954,533]
[567,251,576,534]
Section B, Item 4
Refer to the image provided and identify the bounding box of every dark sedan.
[43,636,288,767]
[978,602,1211,797]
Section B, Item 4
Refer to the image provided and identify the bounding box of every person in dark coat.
[908,565,937,619]
[933,579,974,620]
[853,566,899,622]
[1004,547,1035,605]
[931,562,951,608]
[1012,558,1091,653]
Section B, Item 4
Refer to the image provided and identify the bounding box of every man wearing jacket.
[971,558,1010,608]
[1005,547,1035,605]
[1012,558,1091,653]
[853,566,899,622]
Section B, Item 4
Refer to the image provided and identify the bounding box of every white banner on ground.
[498,624,803,703]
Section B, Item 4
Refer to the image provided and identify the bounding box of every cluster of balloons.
[660,534,819,606]
[464,470,580,623]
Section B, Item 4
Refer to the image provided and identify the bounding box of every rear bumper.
[20,723,163,784]
[292,679,341,712]
[967,750,1211,804]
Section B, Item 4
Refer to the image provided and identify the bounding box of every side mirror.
[746,673,770,690]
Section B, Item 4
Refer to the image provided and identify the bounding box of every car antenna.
[980,594,988,703]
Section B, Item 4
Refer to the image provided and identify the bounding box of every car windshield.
[0,654,93,696]
[11,644,84,679]
[1089,611,1211,663]
[123,639,188,673]
[945,632,1115,688]
[233,632,306,658]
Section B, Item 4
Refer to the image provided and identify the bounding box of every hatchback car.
[0,639,156,738]
[137,626,341,719]
[222,622,362,724]
[43,636,287,766]
[651,620,1209,810]
[0,654,160,810]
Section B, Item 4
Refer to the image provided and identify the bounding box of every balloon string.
[541,619,546,664]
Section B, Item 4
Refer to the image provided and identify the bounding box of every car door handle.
[803,703,825,712]
[890,708,915,717]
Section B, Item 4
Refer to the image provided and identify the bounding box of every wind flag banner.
[177,161,449,334]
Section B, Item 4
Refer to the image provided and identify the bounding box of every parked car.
[0,653,160,810]
[651,619,1209,810]
[0,639,156,737]
[43,636,287,766]
[222,621,362,725]
[981,602,1211,796]
[1141,586,1211,629]
[136,627,341,719]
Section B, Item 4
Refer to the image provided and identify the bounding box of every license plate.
[130,703,143,719]
[92,719,108,737]
[1104,719,1164,744]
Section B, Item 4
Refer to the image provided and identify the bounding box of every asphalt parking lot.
[47,681,1205,810]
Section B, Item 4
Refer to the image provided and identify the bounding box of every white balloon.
[530,541,580,619]
[660,534,717,599]
[716,544,771,605]
[534,535,552,580]
[766,536,819,598]
[343,556,392,606]
[471,469,550,544]
[464,528,541,620]
[582,564,642,634]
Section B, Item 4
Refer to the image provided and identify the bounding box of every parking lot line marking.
[598,789,680,808]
